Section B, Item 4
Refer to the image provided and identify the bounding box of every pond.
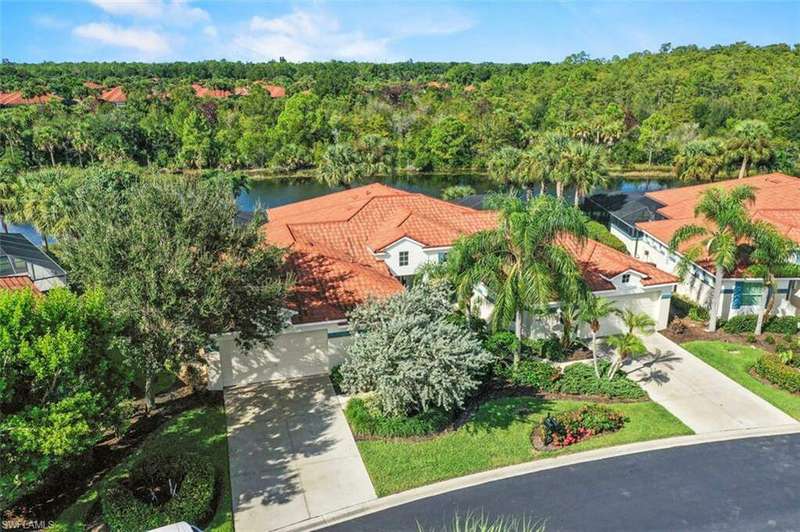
[8,173,681,247]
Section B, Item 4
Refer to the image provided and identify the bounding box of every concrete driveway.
[626,333,798,433]
[224,376,376,531]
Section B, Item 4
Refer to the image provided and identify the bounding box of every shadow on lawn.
[463,396,556,435]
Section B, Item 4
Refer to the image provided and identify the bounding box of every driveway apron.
[224,376,376,531]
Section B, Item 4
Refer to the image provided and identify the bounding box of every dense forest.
[1,42,799,177]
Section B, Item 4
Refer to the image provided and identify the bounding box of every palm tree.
[560,141,608,207]
[669,185,757,332]
[316,143,366,189]
[0,169,19,233]
[448,194,589,367]
[620,308,655,336]
[580,295,620,377]
[748,224,800,334]
[674,139,725,182]
[516,147,547,199]
[541,133,570,199]
[605,333,648,380]
[727,120,773,179]
[487,146,523,189]
[10,170,75,251]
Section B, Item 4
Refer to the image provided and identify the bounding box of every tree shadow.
[624,348,682,386]
[223,375,339,516]
[462,395,556,435]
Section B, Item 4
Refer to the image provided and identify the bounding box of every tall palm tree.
[727,120,773,179]
[541,133,570,199]
[10,170,75,251]
[580,295,620,377]
[560,141,608,207]
[620,308,655,336]
[674,139,725,182]
[516,147,547,198]
[748,224,800,334]
[316,143,366,189]
[448,194,589,367]
[0,169,19,233]
[487,146,523,189]
[669,185,757,332]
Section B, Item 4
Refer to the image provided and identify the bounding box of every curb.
[278,423,800,531]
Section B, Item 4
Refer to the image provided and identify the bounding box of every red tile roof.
[637,173,800,268]
[99,86,127,103]
[0,91,58,106]
[0,275,41,294]
[265,184,678,324]
[193,82,286,100]
[234,82,286,98]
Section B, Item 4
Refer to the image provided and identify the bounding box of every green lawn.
[53,403,232,532]
[684,340,800,420]
[356,396,692,496]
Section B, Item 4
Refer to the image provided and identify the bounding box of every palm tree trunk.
[574,190,581,207]
[591,330,600,377]
[49,148,55,167]
[514,309,523,369]
[647,149,653,166]
[144,372,155,413]
[707,264,725,332]
[539,181,545,196]
[756,282,776,335]
[42,234,49,253]
[556,181,563,199]
[0,213,7,233]
[738,155,748,179]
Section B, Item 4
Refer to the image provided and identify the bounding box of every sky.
[1,1,798,64]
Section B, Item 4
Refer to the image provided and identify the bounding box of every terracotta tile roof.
[84,81,103,90]
[0,275,41,294]
[99,86,127,103]
[265,184,677,324]
[637,173,800,269]
[192,83,232,99]
[234,82,286,98]
[0,91,58,106]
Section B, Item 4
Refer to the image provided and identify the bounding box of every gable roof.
[264,184,677,324]
[0,274,41,294]
[100,86,127,103]
[0,91,58,106]
[636,173,800,270]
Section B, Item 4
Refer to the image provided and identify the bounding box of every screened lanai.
[0,233,66,291]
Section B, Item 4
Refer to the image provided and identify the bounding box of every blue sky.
[2,1,798,64]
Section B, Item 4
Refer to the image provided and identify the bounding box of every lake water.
[8,174,680,246]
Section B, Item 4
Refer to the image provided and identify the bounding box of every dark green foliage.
[345,396,452,438]
[502,360,560,391]
[585,220,627,253]
[550,362,647,399]
[536,404,625,448]
[484,331,520,361]
[754,353,800,393]
[671,294,709,321]
[722,315,799,335]
[524,336,567,361]
[101,451,216,532]
[329,363,344,395]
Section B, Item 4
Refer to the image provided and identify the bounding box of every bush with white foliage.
[340,281,495,417]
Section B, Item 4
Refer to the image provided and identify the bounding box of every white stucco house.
[208,184,678,389]
[604,173,800,321]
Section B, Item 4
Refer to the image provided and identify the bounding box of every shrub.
[688,306,709,322]
[722,315,757,334]
[533,404,625,449]
[329,363,344,395]
[441,185,476,201]
[765,335,776,345]
[585,220,628,254]
[101,451,216,532]
[550,362,646,400]
[345,396,451,438]
[504,360,560,391]
[484,331,521,362]
[341,281,495,416]
[754,354,800,393]
[525,335,566,361]
[764,316,800,335]
[671,294,708,321]
[747,334,758,343]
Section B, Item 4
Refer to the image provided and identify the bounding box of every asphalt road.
[325,434,800,532]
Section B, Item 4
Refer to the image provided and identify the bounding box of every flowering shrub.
[532,404,625,450]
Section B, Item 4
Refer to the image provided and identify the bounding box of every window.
[438,252,448,263]
[733,282,763,309]
[399,251,409,267]
[621,273,631,284]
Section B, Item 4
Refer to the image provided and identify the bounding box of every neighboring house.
[208,184,678,389]
[0,91,59,107]
[0,274,41,295]
[0,233,66,292]
[607,173,800,320]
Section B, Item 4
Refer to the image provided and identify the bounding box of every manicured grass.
[356,396,692,496]
[684,340,800,420]
[53,403,232,532]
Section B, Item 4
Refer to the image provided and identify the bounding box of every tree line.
[0,42,798,179]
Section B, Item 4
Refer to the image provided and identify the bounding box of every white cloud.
[73,22,171,55]
[32,14,71,30]
[88,0,209,25]
[202,25,218,38]
[234,9,392,61]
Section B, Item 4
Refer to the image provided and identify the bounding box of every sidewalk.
[625,333,798,433]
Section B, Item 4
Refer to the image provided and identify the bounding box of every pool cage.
[0,233,67,291]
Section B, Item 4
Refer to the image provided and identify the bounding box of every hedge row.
[499,359,646,400]
[101,451,216,532]
[753,353,800,393]
[345,396,452,438]
[722,315,800,335]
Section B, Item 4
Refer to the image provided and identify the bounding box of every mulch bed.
[3,384,218,526]
[662,318,780,353]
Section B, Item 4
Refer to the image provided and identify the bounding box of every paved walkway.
[625,333,798,433]
[224,376,376,532]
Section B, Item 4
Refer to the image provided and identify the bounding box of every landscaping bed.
[684,341,800,420]
[531,404,626,451]
[355,396,691,496]
[50,400,232,532]
[663,316,795,354]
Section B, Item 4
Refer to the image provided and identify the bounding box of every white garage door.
[208,329,347,389]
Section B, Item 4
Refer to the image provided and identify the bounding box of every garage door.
[208,329,344,389]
